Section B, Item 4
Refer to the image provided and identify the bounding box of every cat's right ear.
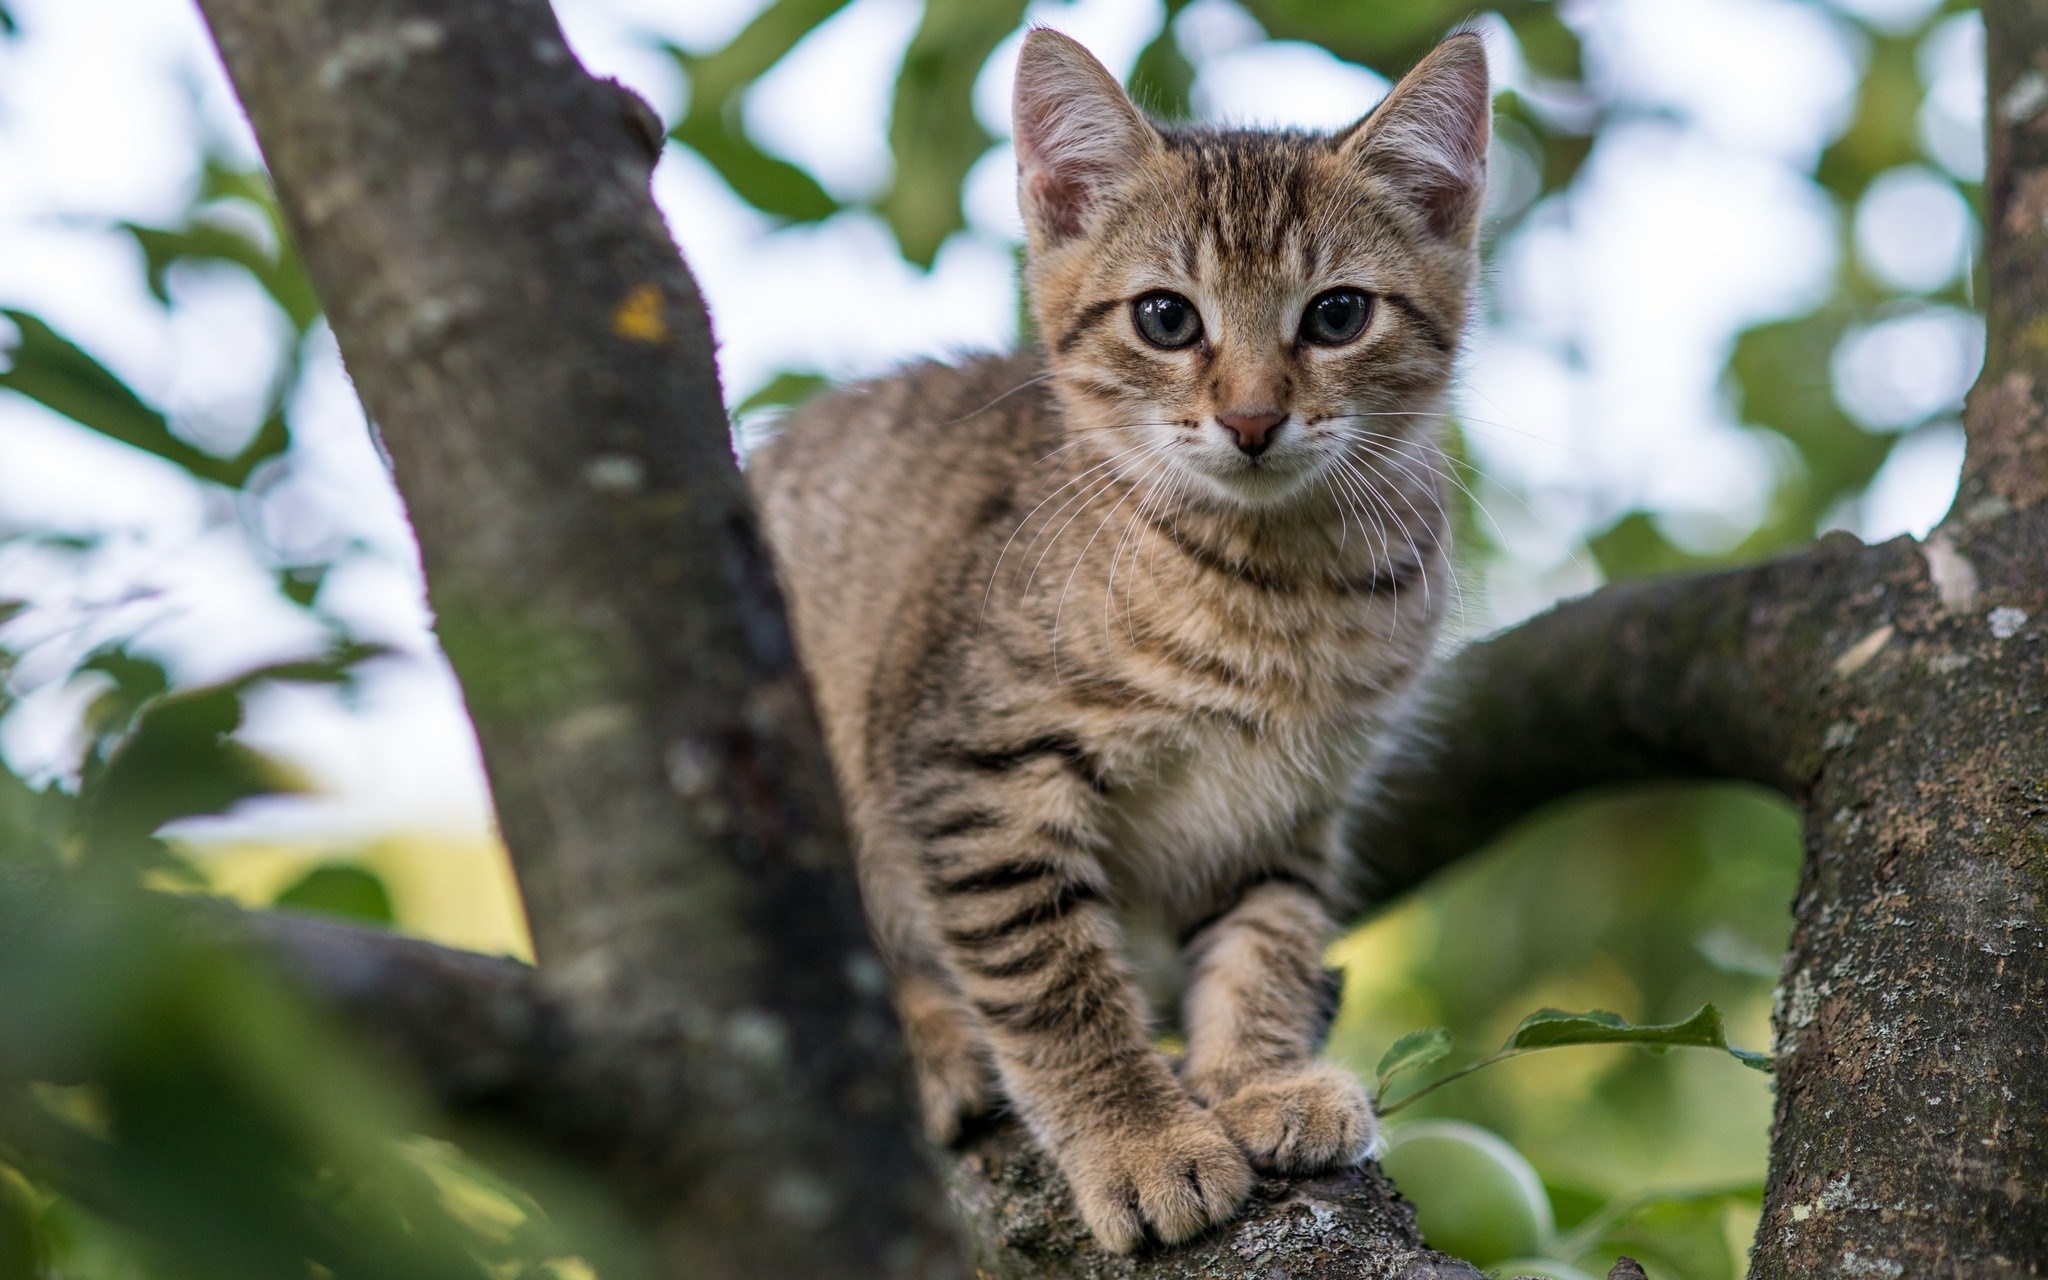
[1012,29,1160,244]
[1340,32,1492,242]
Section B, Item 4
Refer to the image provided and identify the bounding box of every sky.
[0,0,1985,840]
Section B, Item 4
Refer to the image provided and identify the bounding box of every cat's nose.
[1218,411,1286,457]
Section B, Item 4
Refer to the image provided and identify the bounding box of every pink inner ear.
[1011,32,1153,241]
[1025,168,1090,240]
[1403,155,1485,239]
[1353,38,1491,239]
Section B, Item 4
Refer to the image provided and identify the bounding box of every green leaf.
[1374,1027,1453,1094]
[123,217,321,336]
[79,684,304,869]
[0,311,288,489]
[273,865,395,926]
[278,563,332,608]
[879,0,1030,265]
[669,117,841,222]
[1127,0,1197,120]
[665,0,851,224]
[1506,1004,1772,1071]
[734,371,828,417]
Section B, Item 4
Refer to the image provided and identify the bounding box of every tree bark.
[189,0,2048,1276]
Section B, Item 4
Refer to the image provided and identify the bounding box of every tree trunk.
[189,0,2048,1276]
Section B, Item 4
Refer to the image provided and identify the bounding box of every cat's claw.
[1212,1063,1377,1174]
[1062,1108,1252,1253]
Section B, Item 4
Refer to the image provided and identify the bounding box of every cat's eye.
[1300,289,1373,346]
[1132,292,1204,350]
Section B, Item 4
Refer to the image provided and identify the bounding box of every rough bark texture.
[1750,2,2048,1271]
[189,0,2048,1276]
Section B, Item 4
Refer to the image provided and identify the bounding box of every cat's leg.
[892,965,997,1144]
[906,763,1251,1252]
[858,831,1001,1143]
[1178,880,1376,1174]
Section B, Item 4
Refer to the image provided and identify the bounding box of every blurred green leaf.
[1587,512,1721,581]
[1375,1026,1453,1095]
[273,865,395,926]
[1379,1120,1555,1266]
[734,370,829,416]
[0,311,288,490]
[1816,33,1926,200]
[278,562,331,608]
[123,215,321,337]
[0,880,493,1280]
[69,645,380,872]
[671,115,842,222]
[78,651,171,750]
[881,0,1031,265]
[79,684,302,870]
[1238,1,1572,79]
[1552,1182,1764,1280]
[667,0,849,223]
[1127,0,1197,120]
[0,1165,34,1280]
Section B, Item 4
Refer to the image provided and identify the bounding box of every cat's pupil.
[1133,292,1202,349]
[1302,289,1372,345]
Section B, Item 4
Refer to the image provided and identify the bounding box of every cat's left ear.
[1340,33,1492,241]
[1012,28,1162,244]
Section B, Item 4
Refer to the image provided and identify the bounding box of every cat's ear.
[1341,33,1491,241]
[1012,29,1160,243]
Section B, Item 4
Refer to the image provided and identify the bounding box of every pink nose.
[1218,411,1286,456]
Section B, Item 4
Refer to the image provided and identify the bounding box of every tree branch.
[1343,535,1871,905]
[235,912,558,1117]
[1958,0,2048,513]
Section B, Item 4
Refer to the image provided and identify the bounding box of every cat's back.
[747,351,1052,781]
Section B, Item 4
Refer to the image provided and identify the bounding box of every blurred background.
[0,0,1985,1276]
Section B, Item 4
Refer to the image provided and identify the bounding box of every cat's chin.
[1179,462,1320,511]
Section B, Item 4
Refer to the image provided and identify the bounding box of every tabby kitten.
[748,29,1488,1252]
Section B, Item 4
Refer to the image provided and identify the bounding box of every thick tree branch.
[236,912,557,1116]
[1958,0,2048,513]
[1343,541,1861,905]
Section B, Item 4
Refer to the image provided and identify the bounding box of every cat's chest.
[1097,713,1367,906]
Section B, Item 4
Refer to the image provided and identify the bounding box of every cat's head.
[1014,29,1489,512]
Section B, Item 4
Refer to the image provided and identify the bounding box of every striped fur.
[748,29,1488,1253]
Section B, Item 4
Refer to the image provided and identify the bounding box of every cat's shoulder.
[762,350,1053,459]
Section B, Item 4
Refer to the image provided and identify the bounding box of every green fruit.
[1379,1120,1554,1266]
[1490,1261,1599,1280]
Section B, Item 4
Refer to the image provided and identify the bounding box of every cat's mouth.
[1187,446,1322,507]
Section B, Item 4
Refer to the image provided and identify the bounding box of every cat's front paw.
[1061,1107,1252,1253]
[1211,1062,1377,1174]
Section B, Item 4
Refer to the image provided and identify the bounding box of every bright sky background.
[0,0,1985,840]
